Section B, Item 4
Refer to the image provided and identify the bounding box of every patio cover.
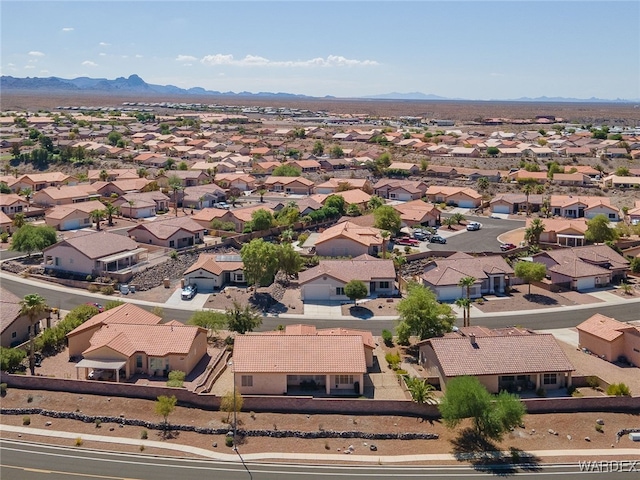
[75,359,127,370]
[97,247,147,264]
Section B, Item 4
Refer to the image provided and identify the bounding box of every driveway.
[164,287,209,309]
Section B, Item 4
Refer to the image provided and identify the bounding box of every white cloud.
[28,51,45,57]
[40,70,49,74]
[176,55,197,62]
[99,53,106,57]
[82,60,98,67]
[135,54,143,58]
[490,72,504,77]
[200,54,378,67]
[61,27,74,32]
[99,42,110,47]
[24,65,35,69]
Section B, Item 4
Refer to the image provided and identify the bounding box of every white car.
[466,222,482,231]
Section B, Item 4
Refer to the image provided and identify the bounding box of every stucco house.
[576,314,640,366]
[313,221,383,257]
[45,200,106,231]
[373,179,428,201]
[231,334,367,395]
[425,186,482,208]
[526,217,588,247]
[418,326,575,393]
[393,200,441,227]
[263,176,315,195]
[0,210,12,233]
[313,178,372,194]
[490,193,544,214]
[183,253,245,292]
[114,191,170,219]
[299,254,396,301]
[419,252,514,301]
[32,184,100,207]
[67,303,207,381]
[0,193,28,216]
[214,173,257,191]
[0,286,49,348]
[127,216,205,249]
[181,184,227,209]
[549,195,620,221]
[43,231,147,279]
[531,244,629,291]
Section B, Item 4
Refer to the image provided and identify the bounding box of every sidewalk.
[1,425,638,464]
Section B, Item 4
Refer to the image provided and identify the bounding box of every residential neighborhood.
[1,100,639,466]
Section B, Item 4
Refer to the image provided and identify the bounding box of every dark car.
[430,235,447,244]
[500,243,517,251]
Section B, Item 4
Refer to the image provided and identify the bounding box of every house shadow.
[348,305,373,319]
[523,293,558,305]
[249,292,288,314]
[450,428,541,475]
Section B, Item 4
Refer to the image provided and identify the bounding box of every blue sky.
[2,1,639,100]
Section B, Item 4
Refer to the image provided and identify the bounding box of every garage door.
[62,219,82,230]
[576,277,595,291]
[186,276,216,293]
[458,200,476,209]
[302,284,330,301]
[492,205,510,214]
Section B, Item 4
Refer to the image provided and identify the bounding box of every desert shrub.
[225,436,234,447]
[595,423,604,433]
[606,383,631,396]
[169,250,178,260]
[0,383,6,396]
[381,329,394,347]
[75,437,83,447]
[27,394,33,403]
[85,275,93,282]
[385,352,401,370]
[139,445,145,452]
[297,233,309,245]
[87,284,99,293]
[95,419,102,428]
[324,441,330,450]
[586,376,600,389]
[167,370,186,388]
[100,285,114,295]
[140,429,148,439]
[22,416,30,425]
[0,232,9,243]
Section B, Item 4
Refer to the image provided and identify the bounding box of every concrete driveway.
[164,287,209,309]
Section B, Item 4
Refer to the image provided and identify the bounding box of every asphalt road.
[2,439,638,480]
[2,273,639,335]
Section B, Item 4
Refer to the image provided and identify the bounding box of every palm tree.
[102,202,119,227]
[13,212,26,229]
[19,293,49,376]
[405,376,435,404]
[90,209,105,231]
[99,169,109,181]
[525,218,545,246]
[20,187,33,212]
[257,189,267,203]
[521,183,534,216]
[380,230,390,259]
[455,297,469,329]
[167,175,183,217]
[458,276,476,327]
[450,212,465,225]
[442,216,456,230]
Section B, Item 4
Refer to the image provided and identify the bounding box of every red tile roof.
[299,255,395,284]
[576,314,639,342]
[67,303,162,337]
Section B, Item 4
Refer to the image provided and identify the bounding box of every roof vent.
[469,333,477,347]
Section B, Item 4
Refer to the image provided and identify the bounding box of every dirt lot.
[1,388,638,462]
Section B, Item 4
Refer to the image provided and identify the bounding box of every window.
[337,375,353,385]
[241,375,253,387]
[136,356,143,368]
[379,281,390,289]
[336,287,344,296]
[11,332,16,338]
[543,373,557,385]
[169,240,175,248]
[608,213,616,219]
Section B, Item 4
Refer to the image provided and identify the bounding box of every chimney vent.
[469,333,477,346]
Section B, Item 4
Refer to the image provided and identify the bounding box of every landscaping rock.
[567,435,572,440]
[585,437,591,442]
[596,418,604,425]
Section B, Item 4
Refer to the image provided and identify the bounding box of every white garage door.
[458,200,475,209]
[61,219,82,230]
[186,276,216,293]
[492,205,510,214]
[302,284,330,301]
[576,277,595,291]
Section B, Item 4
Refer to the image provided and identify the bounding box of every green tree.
[486,146,499,156]
[439,376,525,441]
[272,164,301,177]
[240,239,279,287]
[102,202,119,227]
[521,183,535,216]
[167,174,183,217]
[0,182,11,194]
[344,280,368,305]
[477,177,490,191]
[546,161,563,179]
[442,216,456,230]
[220,390,244,423]
[367,195,384,210]
[346,203,362,217]
[312,141,324,156]
[10,224,57,256]
[524,218,545,246]
[405,376,435,404]
[615,166,630,176]
[324,194,346,216]
[250,209,274,231]
[90,209,105,231]
[451,212,465,225]
[277,243,303,279]
[457,276,476,327]
[514,261,547,295]
[330,145,344,158]
[19,187,33,212]
[19,293,49,376]
[188,310,227,341]
[585,214,618,243]
[257,188,267,203]
[455,298,471,329]
[0,347,26,372]
[107,131,122,146]
[155,395,177,437]
[225,300,262,334]
[12,212,26,229]
[397,282,454,340]
[373,205,401,234]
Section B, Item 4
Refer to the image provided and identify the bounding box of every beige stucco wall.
[579,331,625,362]
[68,324,104,358]
[130,227,201,248]
[45,244,95,276]
[236,373,287,395]
[315,237,371,257]
[622,332,640,366]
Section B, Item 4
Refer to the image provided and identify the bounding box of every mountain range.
[1,74,636,103]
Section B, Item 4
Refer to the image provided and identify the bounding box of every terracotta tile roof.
[34,184,98,201]
[576,314,633,342]
[0,286,22,334]
[538,245,629,272]
[525,217,587,234]
[299,255,395,284]
[421,254,513,287]
[550,195,612,208]
[128,216,204,239]
[373,179,427,194]
[548,258,610,278]
[46,200,106,220]
[67,303,162,337]
[45,230,139,260]
[314,178,370,190]
[232,335,367,374]
[428,333,575,377]
[311,189,371,206]
[183,253,243,275]
[279,324,376,349]
[425,186,482,199]
[263,176,315,187]
[84,323,204,357]
[0,210,11,225]
[191,207,232,223]
[0,193,25,207]
[315,221,383,248]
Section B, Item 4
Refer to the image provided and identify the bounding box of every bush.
[595,423,604,433]
[27,394,33,403]
[85,275,93,282]
[100,285,114,295]
[140,429,148,439]
[0,383,6,396]
[566,385,577,396]
[95,419,102,428]
[87,284,99,293]
[606,383,631,396]
[225,435,234,447]
[167,370,186,388]
[385,352,401,370]
[169,250,178,260]
[0,232,9,243]
[22,416,30,425]
[75,437,83,447]
[586,376,600,389]
[381,329,393,347]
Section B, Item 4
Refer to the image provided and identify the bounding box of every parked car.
[500,243,517,251]
[413,232,429,241]
[466,222,481,231]
[181,284,198,300]
[395,237,421,246]
[119,284,130,295]
[430,235,447,244]
[214,202,231,210]
[88,369,104,380]
[86,302,104,313]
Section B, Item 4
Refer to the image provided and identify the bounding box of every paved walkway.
[2,425,638,464]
